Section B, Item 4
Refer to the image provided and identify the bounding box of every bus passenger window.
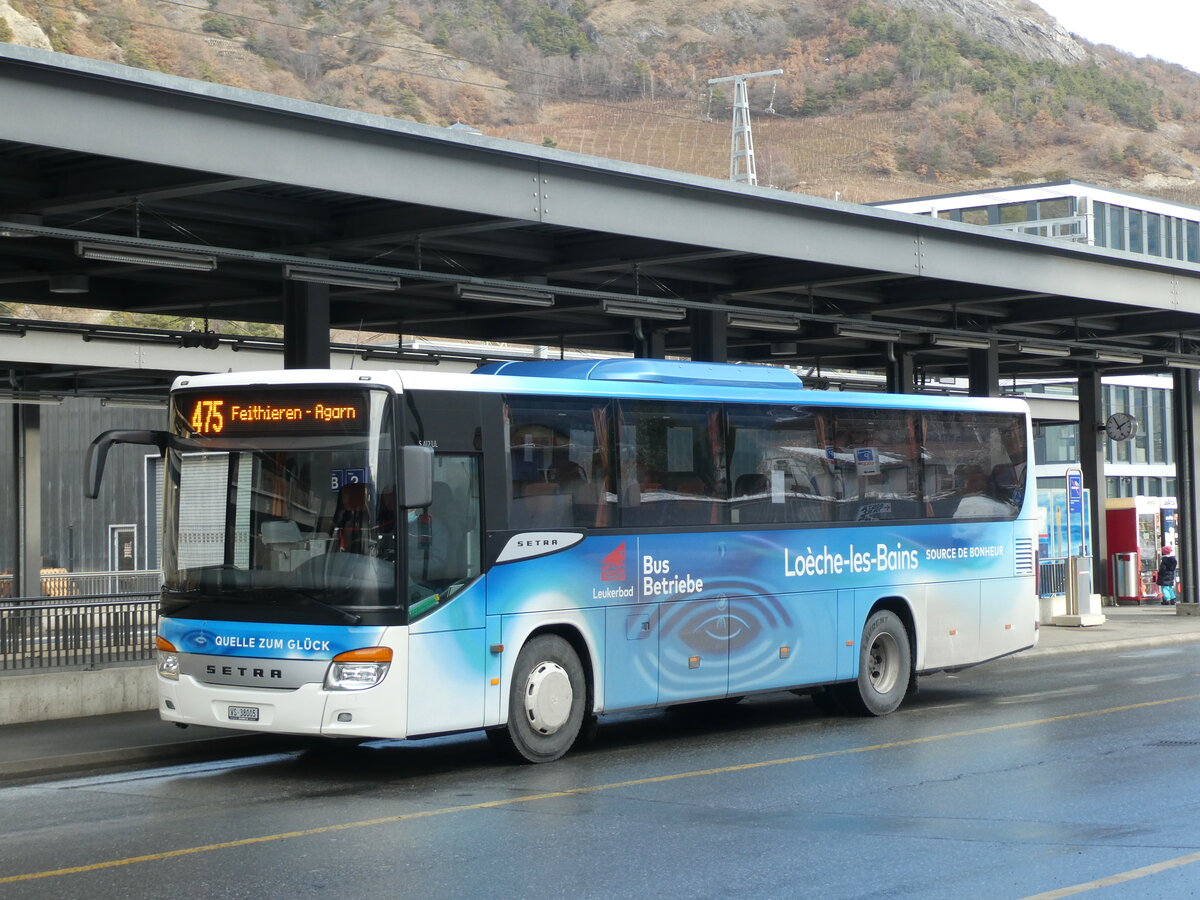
[924,411,1025,520]
[726,404,831,525]
[618,401,726,527]
[831,409,921,522]
[504,396,614,529]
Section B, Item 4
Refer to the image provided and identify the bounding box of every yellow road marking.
[1019,849,1200,898]
[3,693,1197,885]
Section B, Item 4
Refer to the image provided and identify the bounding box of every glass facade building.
[873,180,1200,264]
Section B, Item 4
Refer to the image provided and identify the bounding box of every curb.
[1019,631,1200,659]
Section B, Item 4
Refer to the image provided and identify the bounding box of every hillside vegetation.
[4,0,1200,206]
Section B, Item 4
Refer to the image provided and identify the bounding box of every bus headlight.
[325,647,392,691]
[157,636,180,681]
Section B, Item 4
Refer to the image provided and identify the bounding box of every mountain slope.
[3,0,1200,205]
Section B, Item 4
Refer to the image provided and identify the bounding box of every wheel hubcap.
[523,661,573,735]
[867,631,901,694]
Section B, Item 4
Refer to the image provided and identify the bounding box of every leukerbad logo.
[601,542,627,581]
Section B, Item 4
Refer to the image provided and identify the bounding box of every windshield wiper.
[277,588,362,625]
[161,585,362,625]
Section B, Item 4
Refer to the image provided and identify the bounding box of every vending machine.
[1105,496,1177,604]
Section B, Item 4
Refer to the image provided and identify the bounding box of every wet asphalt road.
[3,643,1200,899]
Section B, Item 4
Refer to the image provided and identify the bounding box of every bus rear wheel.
[489,634,586,764]
[837,610,911,716]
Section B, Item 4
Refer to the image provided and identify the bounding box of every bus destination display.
[179,391,369,437]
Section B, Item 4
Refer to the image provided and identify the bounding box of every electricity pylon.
[707,69,782,186]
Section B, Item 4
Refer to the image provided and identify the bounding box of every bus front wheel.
[489,634,586,764]
[838,610,911,716]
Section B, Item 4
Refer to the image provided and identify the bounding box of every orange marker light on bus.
[332,647,392,663]
[156,636,177,652]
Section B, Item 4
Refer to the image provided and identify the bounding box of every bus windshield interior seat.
[334,482,372,553]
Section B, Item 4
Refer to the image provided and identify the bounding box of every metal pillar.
[688,309,728,363]
[1078,369,1108,595]
[283,280,331,369]
[885,352,914,394]
[12,403,41,597]
[706,69,781,186]
[1172,369,1200,605]
[634,325,666,359]
[966,345,1000,397]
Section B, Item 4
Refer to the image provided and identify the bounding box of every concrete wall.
[0,664,155,724]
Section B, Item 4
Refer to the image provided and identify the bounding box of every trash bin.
[1112,552,1139,604]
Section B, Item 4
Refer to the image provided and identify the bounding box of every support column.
[12,403,41,597]
[1078,369,1108,595]
[1172,369,1200,605]
[283,280,331,369]
[967,345,1000,398]
[633,325,666,359]
[885,351,914,394]
[688,309,728,363]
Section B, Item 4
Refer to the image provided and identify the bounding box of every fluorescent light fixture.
[100,397,169,408]
[455,283,555,307]
[1092,350,1143,365]
[1016,342,1070,358]
[0,214,43,238]
[601,300,687,321]
[727,313,798,333]
[284,265,401,291]
[929,334,991,350]
[834,324,901,342]
[76,241,217,272]
[0,393,63,405]
[49,273,89,294]
[1164,358,1200,371]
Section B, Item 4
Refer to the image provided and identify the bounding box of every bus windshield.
[162,388,401,614]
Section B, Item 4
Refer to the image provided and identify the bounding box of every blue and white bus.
[88,359,1038,763]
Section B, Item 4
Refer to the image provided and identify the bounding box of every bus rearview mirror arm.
[85,429,169,499]
[400,444,433,509]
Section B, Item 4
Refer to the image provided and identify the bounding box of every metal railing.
[996,215,1088,243]
[1038,557,1067,598]
[0,592,159,672]
[0,569,162,599]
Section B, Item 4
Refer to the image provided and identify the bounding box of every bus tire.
[491,634,586,764]
[837,610,911,716]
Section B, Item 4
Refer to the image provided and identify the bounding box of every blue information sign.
[1067,471,1083,556]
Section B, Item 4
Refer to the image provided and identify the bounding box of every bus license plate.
[228,705,259,722]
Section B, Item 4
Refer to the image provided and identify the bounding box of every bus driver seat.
[334,482,371,553]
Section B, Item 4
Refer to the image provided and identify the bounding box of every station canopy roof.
[3,44,1200,399]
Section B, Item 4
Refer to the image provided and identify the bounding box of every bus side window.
[726,404,831,525]
[923,411,1023,520]
[618,401,726,527]
[504,396,614,529]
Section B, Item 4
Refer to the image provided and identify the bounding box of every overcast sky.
[1032,0,1200,74]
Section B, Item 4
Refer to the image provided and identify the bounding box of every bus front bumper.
[158,673,410,740]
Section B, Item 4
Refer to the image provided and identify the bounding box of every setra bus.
[86,359,1038,763]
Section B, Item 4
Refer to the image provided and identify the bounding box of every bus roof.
[173,362,1030,414]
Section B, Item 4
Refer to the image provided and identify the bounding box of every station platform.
[2,604,1198,782]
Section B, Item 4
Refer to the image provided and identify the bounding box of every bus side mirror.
[399,445,434,509]
[85,429,169,499]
